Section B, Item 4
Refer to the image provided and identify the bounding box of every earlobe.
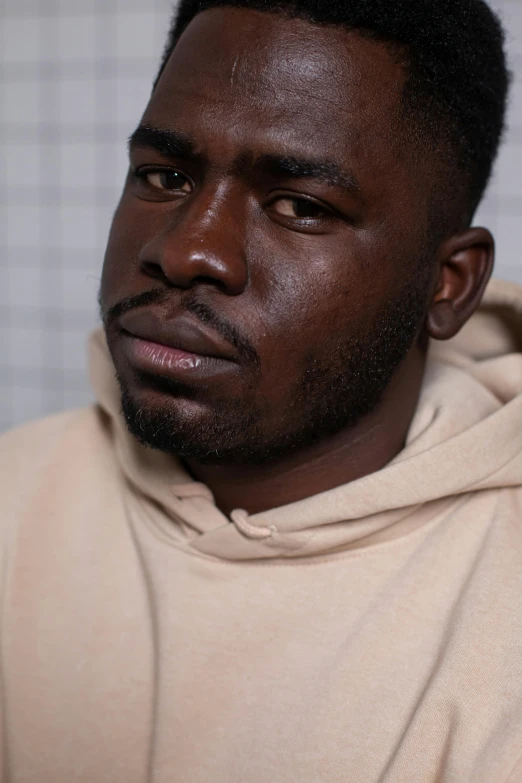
[426,227,494,341]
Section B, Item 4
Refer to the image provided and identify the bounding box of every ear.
[426,227,494,341]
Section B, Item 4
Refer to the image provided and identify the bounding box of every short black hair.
[155,0,510,225]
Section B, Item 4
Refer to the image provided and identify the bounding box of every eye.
[139,168,192,193]
[272,197,329,219]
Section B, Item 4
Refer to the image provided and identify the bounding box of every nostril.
[141,260,168,282]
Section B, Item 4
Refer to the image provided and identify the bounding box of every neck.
[186,349,426,516]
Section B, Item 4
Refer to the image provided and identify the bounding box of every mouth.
[118,308,239,383]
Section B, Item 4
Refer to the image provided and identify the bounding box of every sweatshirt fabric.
[1,277,522,782]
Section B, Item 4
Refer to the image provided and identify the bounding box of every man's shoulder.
[0,406,113,507]
[0,407,99,465]
[0,405,123,549]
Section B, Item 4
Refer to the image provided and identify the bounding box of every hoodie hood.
[89,278,522,560]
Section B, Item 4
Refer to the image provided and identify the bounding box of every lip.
[118,308,239,383]
[119,308,238,362]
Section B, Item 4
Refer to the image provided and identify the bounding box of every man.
[1,0,521,780]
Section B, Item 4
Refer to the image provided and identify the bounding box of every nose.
[138,185,248,296]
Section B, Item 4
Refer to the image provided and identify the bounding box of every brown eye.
[273,197,327,219]
[144,170,192,193]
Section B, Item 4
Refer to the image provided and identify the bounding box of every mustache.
[101,288,260,367]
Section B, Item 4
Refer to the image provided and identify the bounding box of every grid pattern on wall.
[1,0,521,432]
[0,0,173,431]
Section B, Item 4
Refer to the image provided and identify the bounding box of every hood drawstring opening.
[230,509,276,540]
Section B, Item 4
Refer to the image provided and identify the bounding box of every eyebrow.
[128,124,361,197]
[128,124,199,160]
[252,154,361,196]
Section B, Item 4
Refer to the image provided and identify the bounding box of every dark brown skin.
[100,8,494,516]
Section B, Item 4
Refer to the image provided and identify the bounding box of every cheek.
[100,195,151,310]
[255,229,375,330]
[249,229,407,388]
[249,246,359,378]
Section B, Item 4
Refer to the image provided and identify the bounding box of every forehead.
[147,8,409,174]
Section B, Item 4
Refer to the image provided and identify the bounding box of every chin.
[118,375,263,463]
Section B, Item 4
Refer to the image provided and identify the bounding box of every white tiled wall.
[478,1,522,281]
[1,0,172,431]
[1,0,521,431]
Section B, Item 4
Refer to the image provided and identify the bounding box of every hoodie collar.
[90,279,522,560]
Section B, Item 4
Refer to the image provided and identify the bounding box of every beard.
[111,265,431,467]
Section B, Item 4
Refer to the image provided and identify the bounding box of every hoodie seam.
[130,490,478,568]
[464,449,522,493]
[505,748,522,783]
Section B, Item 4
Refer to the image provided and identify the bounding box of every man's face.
[100,8,434,465]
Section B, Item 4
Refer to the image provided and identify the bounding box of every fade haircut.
[155,0,510,227]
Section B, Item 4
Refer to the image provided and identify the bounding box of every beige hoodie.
[1,278,522,783]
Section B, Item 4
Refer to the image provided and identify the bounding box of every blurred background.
[1,0,521,432]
